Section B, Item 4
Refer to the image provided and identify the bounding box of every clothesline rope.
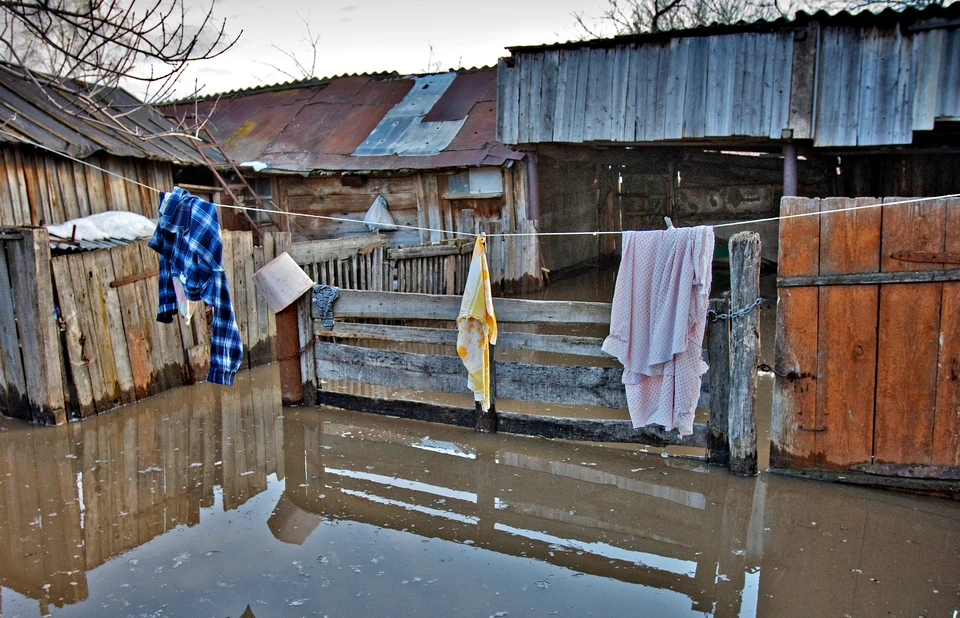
[4,128,959,240]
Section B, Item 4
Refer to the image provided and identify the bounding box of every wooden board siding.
[501,32,794,145]
[0,146,172,227]
[773,196,960,474]
[500,22,960,149]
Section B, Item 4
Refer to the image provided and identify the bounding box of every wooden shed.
[496,5,960,272]
[166,68,542,293]
[0,62,208,227]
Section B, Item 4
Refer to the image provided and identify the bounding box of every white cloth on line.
[601,226,714,436]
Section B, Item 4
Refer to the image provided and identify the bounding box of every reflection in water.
[0,364,958,617]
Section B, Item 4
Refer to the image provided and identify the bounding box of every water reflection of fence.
[0,367,283,613]
[0,227,290,424]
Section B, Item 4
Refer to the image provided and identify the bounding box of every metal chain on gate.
[707,297,763,322]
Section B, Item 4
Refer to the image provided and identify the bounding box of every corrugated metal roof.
[163,67,523,173]
[0,63,205,165]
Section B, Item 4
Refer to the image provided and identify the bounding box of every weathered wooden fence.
[50,230,290,419]
[289,229,540,296]
[290,232,762,474]
[773,196,959,490]
[0,226,290,424]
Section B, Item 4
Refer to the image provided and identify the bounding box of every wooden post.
[476,344,498,433]
[297,292,317,407]
[728,232,761,476]
[276,303,302,406]
[707,297,731,466]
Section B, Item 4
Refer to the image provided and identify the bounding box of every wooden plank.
[95,251,135,406]
[386,242,467,260]
[82,251,122,411]
[314,321,609,357]
[0,240,27,414]
[773,197,820,469]
[313,342,628,408]
[875,197,946,465]
[238,232,260,366]
[65,252,107,415]
[329,289,611,324]
[815,197,881,469]
[707,299,731,466]
[934,198,960,465]
[56,158,81,221]
[681,36,708,138]
[769,467,960,495]
[848,463,960,480]
[289,235,386,266]
[728,232,761,476]
[498,412,707,448]
[424,175,442,243]
[11,149,31,224]
[7,228,65,423]
[779,268,960,286]
[84,156,108,214]
[43,156,66,223]
[788,26,818,140]
[110,243,156,399]
[139,242,184,390]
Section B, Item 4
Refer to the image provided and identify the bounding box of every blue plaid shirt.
[148,187,243,385]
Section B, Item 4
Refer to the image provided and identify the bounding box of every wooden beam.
[329,289,612,324]
[386,242,471,260]
[728,232,761,476]
[313,322,609,357]
[313,390,708,448]
[778,269,960,287]
[110,268,159,288]
[289,236,386,265]
[498,412,708,448]
[706,298,731,466]
[312,341,627,408]
[769,467,960,495]
[848,463,960,480]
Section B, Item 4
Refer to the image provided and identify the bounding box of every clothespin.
[664,216,674,229]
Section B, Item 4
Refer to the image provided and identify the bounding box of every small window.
[444,168,503,199]
[244,177,273,224]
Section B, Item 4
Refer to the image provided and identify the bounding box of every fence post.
[6,228,66,424]
[707,297,731,466]
[728,232,761,476]
[298,292,317,407]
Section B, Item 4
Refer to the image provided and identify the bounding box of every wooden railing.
[290,232,762,474]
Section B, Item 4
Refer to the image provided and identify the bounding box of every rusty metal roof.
[0,64,205,165]
[164,67,524,173]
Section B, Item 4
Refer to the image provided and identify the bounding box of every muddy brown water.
[1,268,959,617]
[0,362,958,617]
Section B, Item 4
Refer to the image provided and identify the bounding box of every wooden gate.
[772,197,959,483]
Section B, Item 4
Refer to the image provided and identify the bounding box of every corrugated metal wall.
[499,23,960,148]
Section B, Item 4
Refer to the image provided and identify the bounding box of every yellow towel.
[457,235,498,411]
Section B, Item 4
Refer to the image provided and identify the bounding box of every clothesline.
[3,128,959,240]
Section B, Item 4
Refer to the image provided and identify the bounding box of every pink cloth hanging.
[601,227,714,436]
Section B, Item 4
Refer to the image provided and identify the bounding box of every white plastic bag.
[363,195,398,232]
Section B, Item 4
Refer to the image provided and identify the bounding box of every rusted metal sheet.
[165,68,523,173]
[0,68,205,164]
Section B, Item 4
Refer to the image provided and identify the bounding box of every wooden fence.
[289,229,540,297]
[291,232,762,474]
[0,226,290,424]
[772,196,959,491]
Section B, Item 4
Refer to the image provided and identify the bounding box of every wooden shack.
[497,5,960,272]
[0,63,207,227]
[166,67,542,293]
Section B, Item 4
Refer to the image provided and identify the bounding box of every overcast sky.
[172,0,611,98]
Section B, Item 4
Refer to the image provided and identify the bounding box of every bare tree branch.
[0,0,239,137]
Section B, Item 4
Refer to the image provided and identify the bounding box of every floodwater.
[1,363,959,617]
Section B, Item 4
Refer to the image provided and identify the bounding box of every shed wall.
[0,146,173,227]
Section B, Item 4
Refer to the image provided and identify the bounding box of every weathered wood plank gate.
[773,196,960,487]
